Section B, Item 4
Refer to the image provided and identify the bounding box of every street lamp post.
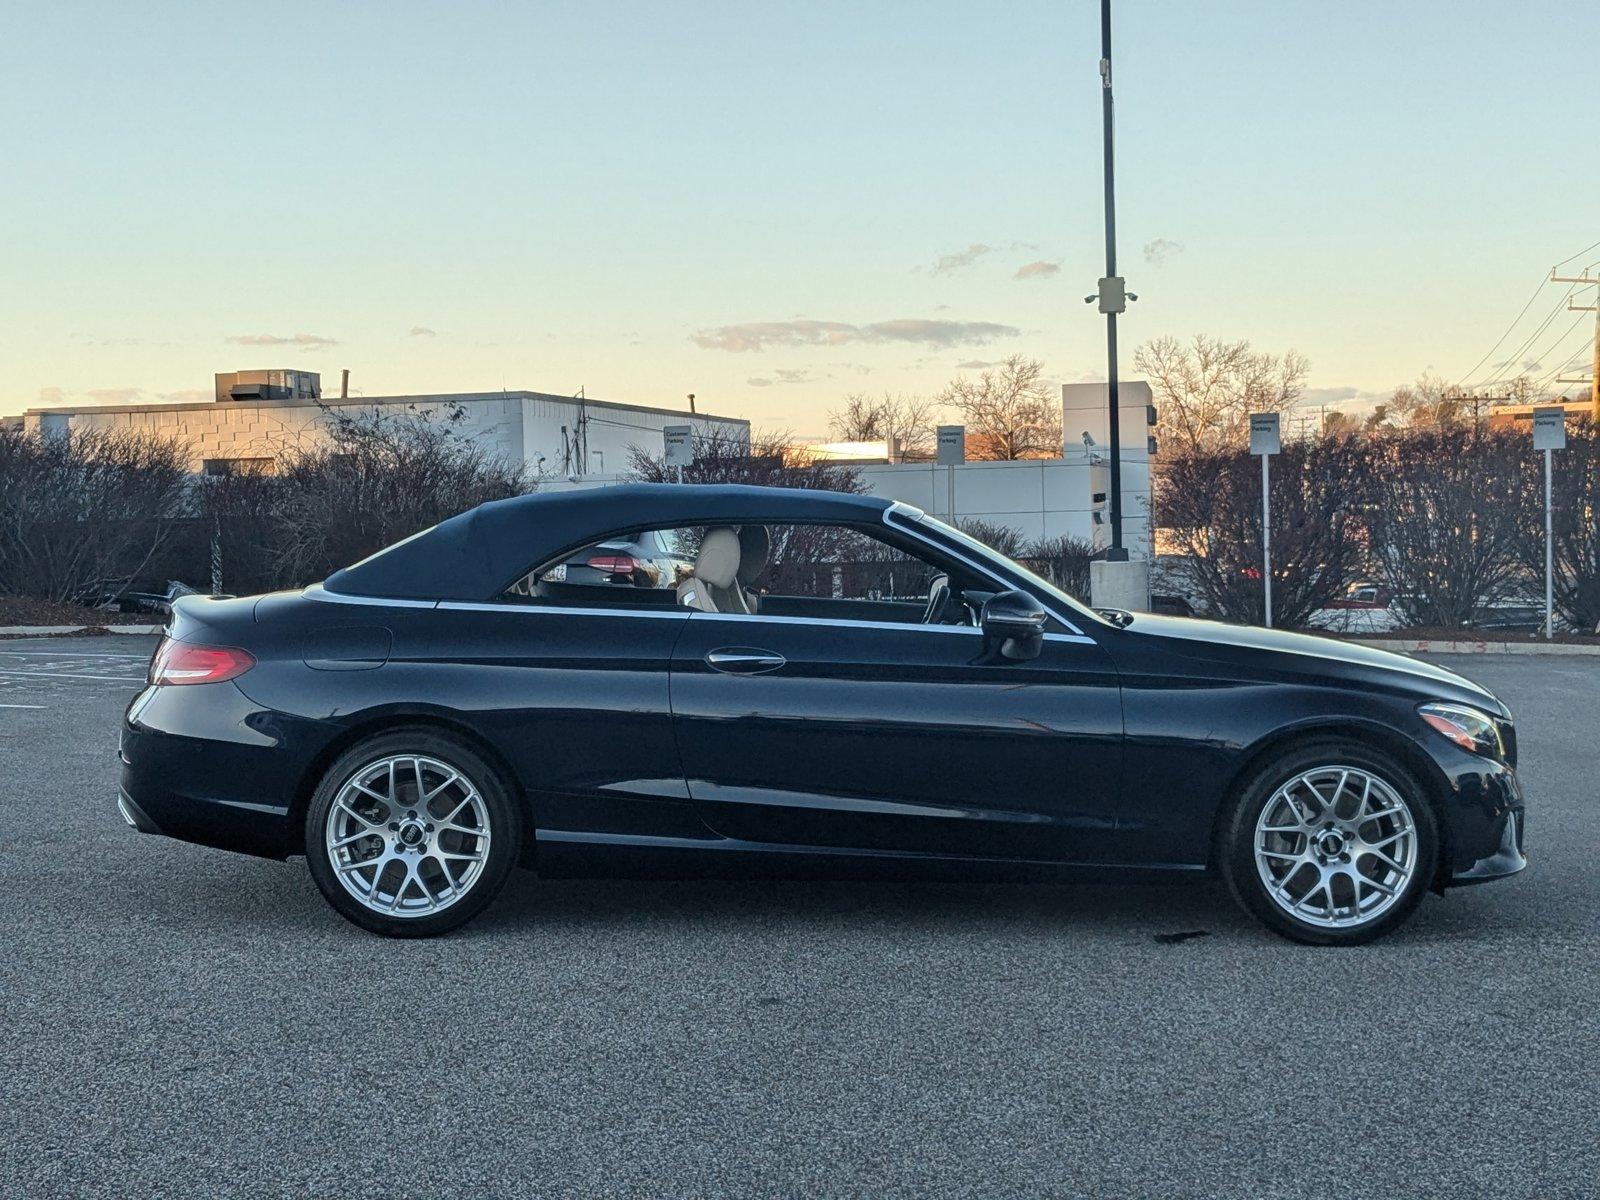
[1095,0,1129,561]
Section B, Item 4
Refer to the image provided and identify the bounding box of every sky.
[3,0,1598,436]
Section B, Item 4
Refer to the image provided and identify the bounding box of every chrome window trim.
[880,506,1091,638]
[686,610,980,636]
[438,600,688,620]
[689,609,1092,643]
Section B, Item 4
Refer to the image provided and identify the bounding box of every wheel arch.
[289,709,537,867]
[1206,718,1454,888]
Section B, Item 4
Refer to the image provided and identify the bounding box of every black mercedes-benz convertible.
[118,483,1526,943]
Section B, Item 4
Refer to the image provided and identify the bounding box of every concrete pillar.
[1090,558,1150,613]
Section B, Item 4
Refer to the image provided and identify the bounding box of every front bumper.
[1451,805,1526,885]
[1437,749,1527,887]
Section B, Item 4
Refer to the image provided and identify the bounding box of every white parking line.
[0,668,146,682]
[0,702,48,708]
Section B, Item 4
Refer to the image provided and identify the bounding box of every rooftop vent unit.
[214,369,321,403]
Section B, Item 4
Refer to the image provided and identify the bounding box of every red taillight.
[149,638,255,686]
[587,554,638,575]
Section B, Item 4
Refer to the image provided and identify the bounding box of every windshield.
[907,511,1109,628]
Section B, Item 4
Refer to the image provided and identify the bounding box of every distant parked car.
[520,528,692,593]
[1149,593,1196,618]
[74,579,191,616]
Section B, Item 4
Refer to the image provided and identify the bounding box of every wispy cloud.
[409,326,437,338]
[226,332,339,348]
[747,368,816,388]
[161,389,211,403]
[37,386,66,405]
[693,317,1020,353]
[931,243,994,275]
[955,359,1002,370]
[1143,238,1184,266]
[1014,260,1060,280]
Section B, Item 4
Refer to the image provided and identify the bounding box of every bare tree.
[1134,334,1309,454]
[1021,533,1094,601]
[937,356,1063,460]
[0,426,190,604]
[827,392,939,460]
[1365,427,1530,626]
[1384,373,1469,428]
[262,405,532,588]
[1514,420,1600,632]
[1155,438,1371,627]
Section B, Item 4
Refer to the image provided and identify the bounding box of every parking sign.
[1532,407,1567,451]
[663,425,694,466]
[1249,413,1281,456]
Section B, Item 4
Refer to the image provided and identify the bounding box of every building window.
[203,457,276,477]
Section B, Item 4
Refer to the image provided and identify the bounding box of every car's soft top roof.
[323,483,894,601]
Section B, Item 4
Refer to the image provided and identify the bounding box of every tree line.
[1157,423,1600,633]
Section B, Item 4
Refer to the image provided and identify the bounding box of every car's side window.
[500,520,983,626]
[671,522,975,627]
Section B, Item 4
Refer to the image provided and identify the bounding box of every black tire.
[304,729,524,938]
[1217,738,1439,946]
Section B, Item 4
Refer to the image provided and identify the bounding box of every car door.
[669,611,1125,863]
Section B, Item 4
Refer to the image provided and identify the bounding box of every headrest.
[694,527,741,588]
[737,525,771,586]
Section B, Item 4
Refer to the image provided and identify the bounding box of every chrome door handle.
[704,648,786,674]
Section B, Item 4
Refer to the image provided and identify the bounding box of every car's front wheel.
[304,730,523,937]
[1219,740,1439,945]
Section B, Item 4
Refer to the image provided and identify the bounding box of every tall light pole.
[1094,0,1131,560]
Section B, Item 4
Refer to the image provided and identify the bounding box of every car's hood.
[1117,613,1502,712]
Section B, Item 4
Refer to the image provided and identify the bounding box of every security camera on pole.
[1532,406,1566,639]
[1250,412,1281,628]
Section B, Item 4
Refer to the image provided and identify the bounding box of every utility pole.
[1549,270,1599,420]
[1093,0,1132,561]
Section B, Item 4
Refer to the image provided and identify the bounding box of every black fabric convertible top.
[323,483,895,601]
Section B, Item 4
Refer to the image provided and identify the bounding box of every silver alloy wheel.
[1253,765,1417,930]
[325,754,492,919]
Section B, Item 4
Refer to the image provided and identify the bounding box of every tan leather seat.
[676,527,746,612]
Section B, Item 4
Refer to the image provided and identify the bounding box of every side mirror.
[980,590,1047,661]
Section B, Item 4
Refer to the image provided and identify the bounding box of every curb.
[1354,637,1600,657]
[0,624,163,637]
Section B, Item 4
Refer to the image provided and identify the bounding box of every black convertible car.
[118,484,1526,943]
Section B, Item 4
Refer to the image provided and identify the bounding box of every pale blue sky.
[3,0,1597,433]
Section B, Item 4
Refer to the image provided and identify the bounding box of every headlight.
[1418,702,1504,758]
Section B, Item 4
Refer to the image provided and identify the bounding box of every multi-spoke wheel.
[1220,740,1438,945]
[305,731,522,937]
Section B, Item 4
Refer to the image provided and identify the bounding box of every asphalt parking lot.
[1,635,1595,1199]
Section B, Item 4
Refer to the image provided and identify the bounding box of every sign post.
[663,424,694,484]
[936,425,966,522]
[1532,407,1567,639]
[1249,413,1281,628]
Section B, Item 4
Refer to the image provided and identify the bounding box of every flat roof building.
[14,380,748,479]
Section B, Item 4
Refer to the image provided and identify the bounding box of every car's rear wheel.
[1219,739,1439,945]
[304,730,523,937]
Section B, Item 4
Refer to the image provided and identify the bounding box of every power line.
[1554,237,1600,269]
[1453,277,1548,389]
[1474,268,1594,391]
[1455,246,1600,390]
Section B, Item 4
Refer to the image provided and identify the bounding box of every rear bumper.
[118,681,326,860]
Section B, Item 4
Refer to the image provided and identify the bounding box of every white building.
[817,382,1154,555]
[15,377,747,479]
